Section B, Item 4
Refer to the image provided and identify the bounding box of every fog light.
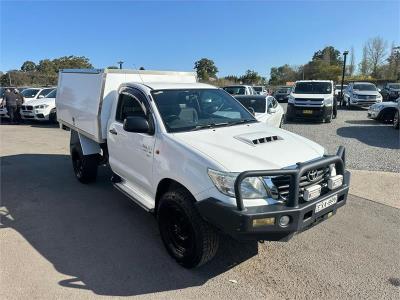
[328,175,343,190]
[279,215,290,227]
[253,217,275,227]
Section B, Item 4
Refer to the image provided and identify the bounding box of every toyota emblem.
[307,169,318,181]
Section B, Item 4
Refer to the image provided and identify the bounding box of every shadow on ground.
[0,118,59,128]
[337,125,399,149]
[0,154,258,296]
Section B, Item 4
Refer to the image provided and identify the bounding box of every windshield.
[388,84,400,89]
[253,87,262,92]
[236,97,266,113]
[45,89,57,98]
[353,84,376,91]
[223,86,246,95]
[21,88,40,98]
[294,82,332,94]
[151,89,256,133]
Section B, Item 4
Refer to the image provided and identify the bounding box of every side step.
[113,181,154,213]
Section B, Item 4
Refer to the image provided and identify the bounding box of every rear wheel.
[71,145,99,183]
[157,187,219,268]
[49,109,57,124]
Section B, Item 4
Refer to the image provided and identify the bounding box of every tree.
[21,61,37,72]
[348,46,355,76]
[240,70,261,84]
[194,58,218,80]
[52,55,93,71]
[107,66,119,69]
[386,43,400,80]
[269,64,299,85]
[359,45,370,76]
[312,46,342,66]
[366,37,387,77]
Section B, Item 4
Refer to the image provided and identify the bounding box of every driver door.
[107,88,156,206]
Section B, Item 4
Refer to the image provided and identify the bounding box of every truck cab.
[56,69,350,268]
[286,80,335,123]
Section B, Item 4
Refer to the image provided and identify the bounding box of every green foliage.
[2,55,94,87]
[21,61,36,72]
[240,69,262,84]
[194,58,218,80]
[312,46,342,66]
[269,64,299,85]
[107,66,119,69]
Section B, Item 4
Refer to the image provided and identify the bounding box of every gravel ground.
[280,103,400,172]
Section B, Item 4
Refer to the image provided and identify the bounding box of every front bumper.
[197,147,350,241]
[287,103,332,120]
[21,110,49,121]
[350,99,380,107]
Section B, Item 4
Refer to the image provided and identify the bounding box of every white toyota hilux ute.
[56,69,350,268]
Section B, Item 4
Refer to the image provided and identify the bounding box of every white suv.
[21,89,57,122]
[343,82,382,108]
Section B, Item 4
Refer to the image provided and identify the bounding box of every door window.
[115,91,148,123]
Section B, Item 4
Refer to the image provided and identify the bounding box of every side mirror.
[38,95,45,99]
[123,116,153,134]
[248,107,255,115]
[268,107,276,114]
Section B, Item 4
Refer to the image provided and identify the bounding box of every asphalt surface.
[0,123,399,299]
[281,103,400,172]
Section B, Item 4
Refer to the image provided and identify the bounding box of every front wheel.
[157,187,219,268]
[394,110,399,129]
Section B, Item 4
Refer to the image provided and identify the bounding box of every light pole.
[117,61,124,69]
[340,50,349,107]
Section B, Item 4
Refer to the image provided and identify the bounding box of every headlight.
[35,104,49,109]
[324,96,333,106]
[352,94,358,99]
[288,95,295,103]
[208,169,268,199]
[375,104,384,111]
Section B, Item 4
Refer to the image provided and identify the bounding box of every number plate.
[315,195,338,213]
[303,110,313,114]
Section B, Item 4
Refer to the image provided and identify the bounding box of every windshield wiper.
[228,119,258,126]
[191,122,230,131]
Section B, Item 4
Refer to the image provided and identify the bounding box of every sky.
[0,0,399,78]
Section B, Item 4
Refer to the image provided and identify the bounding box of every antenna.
[133,64,144,84]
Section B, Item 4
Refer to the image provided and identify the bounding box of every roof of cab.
[125,82,217,90]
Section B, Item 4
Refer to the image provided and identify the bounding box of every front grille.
[271,166,330,203]
[22,105,33,110]
[357,95,376,100]
[294,98,324,107]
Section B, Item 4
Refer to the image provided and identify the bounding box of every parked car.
[252,86,267,95]
[343,82,382,108]
[380,83,400,101]
[273,86,292,102]
[334,84,347,97]
[20,89,57,123]
[20,87,55,102]
[234,95,284,127]
[223,85,256,95]
[368,97,399,124]
[56,69,350,268]
[286,80,336,123]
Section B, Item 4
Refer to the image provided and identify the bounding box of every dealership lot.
[1,107,399,299]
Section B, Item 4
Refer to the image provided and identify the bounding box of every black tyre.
[279,115,284,128]
[325,115,332,123]
[393,110,399,129]
[71,145,99,183]
[49,109,57,124]
[157,187,219,268]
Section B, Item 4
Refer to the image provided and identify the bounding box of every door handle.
[109,128,117,135]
